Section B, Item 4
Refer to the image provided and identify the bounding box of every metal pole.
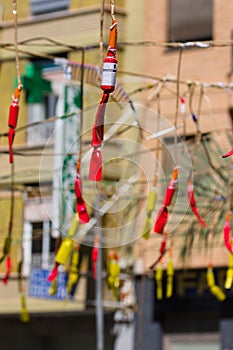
[96,206,104,350]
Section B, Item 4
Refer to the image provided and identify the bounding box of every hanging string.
[174,48,184,132]
[13,0,22,85]
[110,0,116,21]
[100,0,105,63]
[78,48,85,168]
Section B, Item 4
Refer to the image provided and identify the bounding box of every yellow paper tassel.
[155,265,163,300]
[166,258,174,298]
[20,294,30,323]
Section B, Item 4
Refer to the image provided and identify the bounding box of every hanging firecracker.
[206,264,226,301]
[48,215,79,282]
[20,293,30,323]
[180,96,186,114]
[225,253,233,289]
[8,84,22,163]
[187,181,206,227]
[141,175,157,239]
[222,149,233,158]
[166,249,174,298]
[48,279,57,296]
[2,256,12,285]
[223,211,233,254]
[74,168,90,224]
[153,167,178,234]
[88,13,118,181]
[107,250,120,299]
[149,231,168,270]
[91,235,99,280]
[66,243,80,296]
[155,261,163,300]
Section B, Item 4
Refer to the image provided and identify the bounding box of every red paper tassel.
[2,256,11,285]
[222,149,233,158]
[75,174,90,224]
[8,128,15,164]
[47,262,59,282]
[88,148,102,181]
[154,206,168,234]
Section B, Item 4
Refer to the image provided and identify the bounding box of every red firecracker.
[223,212,233,254]
[222,149,233,158]
[188,182,206,227]
[163,167,178,206]
[74,173,89,224]
[154,206,168,234]
[92,236,99,279]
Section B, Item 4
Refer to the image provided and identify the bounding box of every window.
[31,221,56,268]
[22,60,60,145]
[168,0,213,42]
[31,0,70,16]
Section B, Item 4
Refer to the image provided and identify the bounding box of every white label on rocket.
[101,62,118,86]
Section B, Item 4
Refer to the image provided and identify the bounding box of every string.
[110,0,116,22]
[77,48,85,170]
[100,0,105,63]
[13,0,21,86]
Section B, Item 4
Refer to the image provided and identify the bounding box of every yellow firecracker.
[206,265,226,302]
[48,279,57,296]
[107,251,120,299]
[166,257,174,298]
[141,175,157,240]
[67,245,80,294]
[155,264,163,300]
[225,254,233,289]
[20,294,30,323]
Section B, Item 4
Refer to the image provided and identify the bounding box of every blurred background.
[0,0,232,349]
